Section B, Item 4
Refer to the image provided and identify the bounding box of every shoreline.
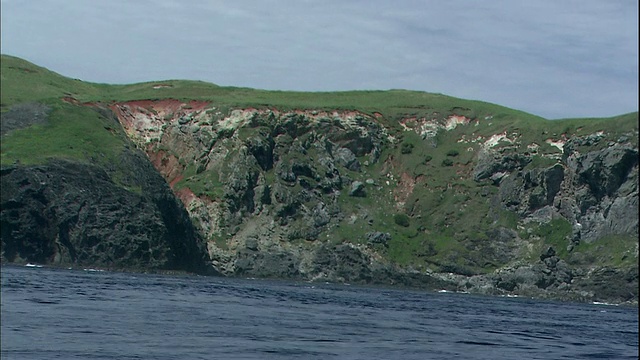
[3,262,637,308]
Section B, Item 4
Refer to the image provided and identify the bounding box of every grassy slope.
[1,56,132,167]
[1,55,544,123]
[2,54,638,272]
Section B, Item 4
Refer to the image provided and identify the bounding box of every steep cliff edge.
[1,155,211,274]
[1,55,637,303]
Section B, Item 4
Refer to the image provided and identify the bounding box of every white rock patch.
[545,139,566,152]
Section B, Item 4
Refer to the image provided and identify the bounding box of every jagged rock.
[275,162,297,183]
[234,249,300,278]
[312,244,372,283]
[334,147,361,171]
[605,195,638,235]
[500,163,565,213]
[565,145,639,242]
[311,202,331,227]
[554,260,572,284]
[564,133,605,151]
[543,164,564,203]
[575,145,638,199]
[271,183,299,221]
[572,267,638,303]
[366,231,391,246]
[474,150,532,182]
[253,184,271,209]
[245,133,275,171]
[498,173,523,209]
[223,151,260,217]
[245,237,259,251]
[291,161,315,178]
[490,171,508,185]
[481,227,518,264]
[0,156,212,274]
[316,156,343,193]
[328,129,375,158]
[540,246,556,260]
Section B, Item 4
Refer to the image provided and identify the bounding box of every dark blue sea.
[1,265,638,359]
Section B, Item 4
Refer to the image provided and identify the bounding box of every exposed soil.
[147,150,185,188]
[393,172,417,208]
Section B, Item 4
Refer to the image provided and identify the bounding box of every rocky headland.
[1,55,638,304]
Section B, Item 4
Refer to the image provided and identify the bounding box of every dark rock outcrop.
[572,267,638,304]
[474,151,532,182]
[1,152,212,274]
[366,231,391,246]
[234,248,301,279]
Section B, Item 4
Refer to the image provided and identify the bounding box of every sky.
[1,0,638,119]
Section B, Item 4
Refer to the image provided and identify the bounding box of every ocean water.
[1,265,637,360]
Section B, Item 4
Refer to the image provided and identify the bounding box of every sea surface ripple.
[1,265,638,359]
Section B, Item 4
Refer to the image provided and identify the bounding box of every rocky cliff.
[1,100,212,274]
[106,98,638,304]
[1,55,637,303]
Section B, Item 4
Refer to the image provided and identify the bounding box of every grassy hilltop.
[2,53,634,166]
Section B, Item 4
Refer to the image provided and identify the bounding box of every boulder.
[366,231,391,246]
[334,147,361,171]
[349,181,366,197]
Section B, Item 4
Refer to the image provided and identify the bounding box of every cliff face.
[108,99,638,303]
[1,55,637,303]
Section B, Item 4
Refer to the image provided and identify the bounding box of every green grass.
[174,160,228,200]
[1,101,128,166]
[1,55,101,109]
[4,54,637,137]
[1,55,547,126]
[568,234,638,268]
[537,218,573,258]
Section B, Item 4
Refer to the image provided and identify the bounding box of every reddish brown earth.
[61,96,80,105]
[147,150,185,189]
[108,99,211,130]
[394,172,417,206]
[174,187,198,208]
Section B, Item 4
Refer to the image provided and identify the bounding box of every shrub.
[401,142,414,154]
[424,155,433,163]
[446,149,459,157]
[442,158,454,167]
[393,213,410,227]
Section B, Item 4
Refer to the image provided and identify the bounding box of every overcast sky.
[1,0,637,119]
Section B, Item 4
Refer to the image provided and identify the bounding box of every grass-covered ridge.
[4,54,637,127]
[1,55,102,107]
[3,53,636,168]
[2,54,543,123]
